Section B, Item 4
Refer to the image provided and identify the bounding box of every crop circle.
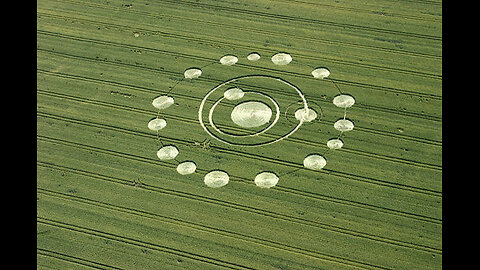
[303,154,327,170]
[156,145,179,160]
[223,87,245,100]
[152,96,174,110]
[220,55,238,66]
[148,118,167,131]
[198,75,308,147]
[254,172,279,188]
[247,52,261,61]
[176,161,197,175]
[327,138,344,149]
[294,108,318,122]
[184,68,202,79]
[334,119,355,132]
[208,91,280,138]
[204,170,230,188]
[147,52,357,188]
[271,52,292,65]
[230,101,273,128]
[312,68,330,79]
[333,94,355,108]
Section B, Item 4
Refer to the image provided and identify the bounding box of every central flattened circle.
[230,101,273,128]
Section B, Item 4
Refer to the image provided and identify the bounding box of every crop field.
[37,0,442,269]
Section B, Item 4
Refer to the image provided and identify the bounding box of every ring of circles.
[147,52,356,189]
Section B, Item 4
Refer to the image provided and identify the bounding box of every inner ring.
[198,75,309,147]
[208,91,280,138]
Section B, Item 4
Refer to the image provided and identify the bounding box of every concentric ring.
[208,91,280,138]
[198,75,309,147]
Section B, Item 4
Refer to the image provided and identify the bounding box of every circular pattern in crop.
[147,52,356,189]
[198,75,307,147]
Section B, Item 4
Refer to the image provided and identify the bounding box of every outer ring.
[208,91,280,138]
[198,75,308,147]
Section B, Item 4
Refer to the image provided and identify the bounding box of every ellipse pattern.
[333,94,355,108]
[156,145,179,160]
[184,68,202,79]
[295,108,318,122]
[152,96,174,110]
[247,52,261,61]
[303,154,327,170]
[147,118,167,131]
[223,87,245,101]
[271,53,292,65]
[177,161,197,175]
[312,68,330,79]
[220,55,238,66]
[327,138,344,149]
[254,172,279,188]
[334,119,354,132]
[230,101,273,128]
[204,170,229,188]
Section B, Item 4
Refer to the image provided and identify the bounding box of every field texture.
[37,0,442,269]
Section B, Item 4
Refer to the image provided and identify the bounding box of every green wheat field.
[37,0,442,269]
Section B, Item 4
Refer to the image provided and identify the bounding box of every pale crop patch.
[147,118,167,131]
[311,68,330,79]
[220,55,238,66]
[254,172,279,188]
[152,96,174,110]
[271,52,292,65]
[294,108,317,122]
[303,154,327,170]
[247,52,261,61]
[230,101,273,128]
[177,161,197,175]
[204,170,229,188]
[223,87,245,101]
[327,138,344,149]
[333,94,355,108]
[334,119,354,132]
[156,145,179,160]
[184,68,202,79]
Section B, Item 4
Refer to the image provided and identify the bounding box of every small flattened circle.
[156,145,179,160]
[247,52,261,61]
[147,118,167,131]
[184,68,202,79]
[334,119,354,132]
[231,101,273,128]
[176,161,197,175]
[312,68,330,79]
[220,55,238,66]
[327,138,344,149]
[223,87,245,101]
[294,108,317,122]
[303,154,327,170]
[204,170,229,188]
[271,53,292,65]
[333,94,355,108]
[152,96,174,110]
[254,172,279,188]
